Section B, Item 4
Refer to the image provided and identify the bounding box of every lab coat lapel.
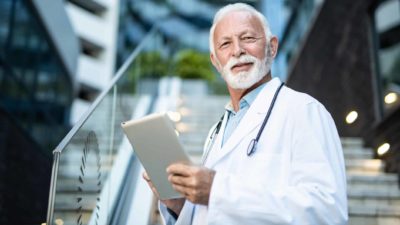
[204,111,228,167]
[207,78,282,168]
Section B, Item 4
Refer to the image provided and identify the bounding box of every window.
[373,0,400,115]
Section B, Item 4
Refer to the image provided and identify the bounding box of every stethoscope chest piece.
[247,139,258,156]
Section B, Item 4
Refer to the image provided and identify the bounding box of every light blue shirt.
[222,83,266,146]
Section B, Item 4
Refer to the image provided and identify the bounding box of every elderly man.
[144,3,348,225]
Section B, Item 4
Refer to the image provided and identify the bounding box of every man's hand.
[142,171,185,215]
[167,163,216,205]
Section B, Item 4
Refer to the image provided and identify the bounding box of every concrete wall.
[286,0,379,137]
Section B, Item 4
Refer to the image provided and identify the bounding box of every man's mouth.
[231,62,254,72]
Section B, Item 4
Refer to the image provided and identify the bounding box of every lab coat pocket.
[241,152,285,190]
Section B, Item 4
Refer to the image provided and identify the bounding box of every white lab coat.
[160,78,348,225]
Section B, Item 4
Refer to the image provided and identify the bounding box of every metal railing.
[46,26,164,225]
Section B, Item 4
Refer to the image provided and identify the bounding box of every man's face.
[211,11,272,89]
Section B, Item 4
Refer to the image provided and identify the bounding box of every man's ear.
[269,36,279,58]
[210,53,221,72]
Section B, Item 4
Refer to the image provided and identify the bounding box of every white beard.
[221,49,272,90]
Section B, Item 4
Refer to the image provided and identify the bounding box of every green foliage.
[129,51,168,80]
[126,49,217,92]
[208,78,229,95]
[173,49,215,81]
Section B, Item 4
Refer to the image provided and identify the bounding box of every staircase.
[48,74,399,225]
[52,95,139,225]
[150,93,400,225]
[343,138,400,225]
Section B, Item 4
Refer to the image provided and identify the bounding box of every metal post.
[46,151,61,225]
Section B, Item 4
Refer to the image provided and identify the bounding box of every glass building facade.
[276,0,324,80]
[0,0,73,150]
[373,0,400,115]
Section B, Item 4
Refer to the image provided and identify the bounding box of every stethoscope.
[202,82,285,165]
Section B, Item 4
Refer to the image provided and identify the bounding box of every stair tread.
[349,204,400,217]
[348,188,400,198]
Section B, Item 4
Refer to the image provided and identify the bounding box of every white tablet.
[121,112,191,199]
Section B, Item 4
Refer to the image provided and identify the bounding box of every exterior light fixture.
[55,218,64,225]
[167,111,182,122]
[377,143,390,156]
[345,111,358,124]
[179,107,191,116]
[384,92,398,104]
[176,122,189,132]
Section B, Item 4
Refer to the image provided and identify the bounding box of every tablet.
[121,112,191,200]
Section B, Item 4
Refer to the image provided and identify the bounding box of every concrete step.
[349,204,400,215]
[349,205,400,225]
[345,159,384,173]
[349,216,400,225]
[347,174,399,190]
[56,177,106,193]
[52,211,93,225]
[342,147,374,159]
[55,192,99,210]
[180,134,207,144]
[348,188,400,207]
[347,186,400,196]
[341,138,364,148]
[59,150,115,165]
[57,164,111,180]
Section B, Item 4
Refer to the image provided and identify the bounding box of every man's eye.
[243,37,256,42]
[220,42,230,48]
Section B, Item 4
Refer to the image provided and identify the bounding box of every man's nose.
[232,39,245,57]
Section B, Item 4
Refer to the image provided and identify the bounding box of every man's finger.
[172,183,189,196]
[167,163,195,176]
[168,174,193,187]
[143,171,150,181]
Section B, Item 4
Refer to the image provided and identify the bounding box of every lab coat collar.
[207,77,283,168]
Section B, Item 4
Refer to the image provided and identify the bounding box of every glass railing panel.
[51,91,136,225]
[47,28,165,225]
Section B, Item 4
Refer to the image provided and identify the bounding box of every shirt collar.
[225,81,268,113]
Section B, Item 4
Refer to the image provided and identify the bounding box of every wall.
[286,0,379,137]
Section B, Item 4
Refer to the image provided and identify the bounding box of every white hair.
[209,3,273,56]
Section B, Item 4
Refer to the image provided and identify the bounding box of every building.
[279,0,400,175]
[0,0,119,223]
[2,0,399,224]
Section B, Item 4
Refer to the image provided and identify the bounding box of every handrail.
[53,26,158,154]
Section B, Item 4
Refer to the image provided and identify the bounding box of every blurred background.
[0,0,399,224]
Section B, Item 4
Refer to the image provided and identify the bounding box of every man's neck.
[228,74,272,112]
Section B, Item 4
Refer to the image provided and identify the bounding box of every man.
[143,3,348,225]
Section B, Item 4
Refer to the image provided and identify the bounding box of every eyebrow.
[218,29,257,40]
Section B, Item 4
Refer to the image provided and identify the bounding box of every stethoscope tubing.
[247,82,285,155]
[202,82,285,164]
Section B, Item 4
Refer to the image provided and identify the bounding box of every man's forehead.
[214,11,263,38]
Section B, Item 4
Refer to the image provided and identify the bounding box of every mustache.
[225,55,258,70]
